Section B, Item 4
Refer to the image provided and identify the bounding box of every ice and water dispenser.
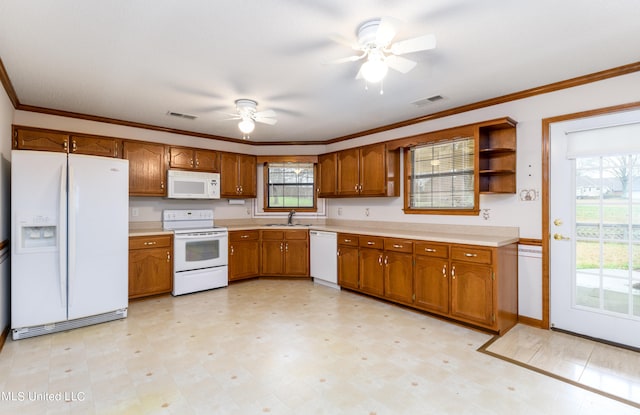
[16,215,58,253]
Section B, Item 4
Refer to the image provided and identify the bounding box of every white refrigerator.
[11,150,129,339]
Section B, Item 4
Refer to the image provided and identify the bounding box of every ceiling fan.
[332,17,437,85]
[224,99,277,138]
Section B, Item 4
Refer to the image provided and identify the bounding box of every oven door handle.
[174,232,227,239]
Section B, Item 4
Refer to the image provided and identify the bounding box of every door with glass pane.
[550,117,640,348]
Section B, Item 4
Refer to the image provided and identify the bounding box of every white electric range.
[162,209,228,295]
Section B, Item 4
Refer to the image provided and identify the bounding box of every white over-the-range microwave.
[167,170,220,199]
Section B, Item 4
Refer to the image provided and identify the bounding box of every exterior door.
[549,112,640,348]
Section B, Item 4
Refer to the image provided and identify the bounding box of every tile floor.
[0,279,638,414]
[482,323,640,408]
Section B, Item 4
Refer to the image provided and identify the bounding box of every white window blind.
[566,122,640,159]
[408,137,475,210]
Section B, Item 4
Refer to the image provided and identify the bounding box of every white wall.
[0,84,14,335]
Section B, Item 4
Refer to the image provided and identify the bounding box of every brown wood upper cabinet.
[220,152,257,198]
[317,152,337,197]
[122,141,168,196]
[336,143,399,197]
[70,135,121,158]
[169,146,219,172]
[478,118,517,194]
[13,126,69,152]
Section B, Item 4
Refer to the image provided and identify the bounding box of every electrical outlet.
[337,208,342,216]
[365,208,370,217]
[131,208,139,217]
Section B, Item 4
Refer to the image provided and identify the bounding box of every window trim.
[403,129,480,216]
[262,162,318,212]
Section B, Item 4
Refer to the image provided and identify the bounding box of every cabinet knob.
[464,253,478,257]
[230,246,234,255]
[241,234,249,239]
[143,241,157,246]
[424,248,436,253]
[344,239,351,243]
[71,140,77,152]
[166,252,171,262]
[451,265,456,279]
[63,140,68,150]
[378,254,383,266]
[367,241,375,246]
[160,181,165,189]
[393,244,403,249]
[442,264,447,278]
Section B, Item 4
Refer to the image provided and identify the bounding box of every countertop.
[129,220,519,247]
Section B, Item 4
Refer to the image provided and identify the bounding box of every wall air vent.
[166,111,198,120]
[411,95,445,107]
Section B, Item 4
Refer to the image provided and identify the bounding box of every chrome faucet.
[287,209,296,226]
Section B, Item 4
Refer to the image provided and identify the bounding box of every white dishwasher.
[310,230,339,289]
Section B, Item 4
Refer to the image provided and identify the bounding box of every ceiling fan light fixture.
[361,55,388,83]
[238,117,255,134]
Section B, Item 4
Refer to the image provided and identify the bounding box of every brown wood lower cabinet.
[229,230,260,281]
[337,233,359,290]
[337,233,518,334]
[128,234,173,299]
[260,229,309,277]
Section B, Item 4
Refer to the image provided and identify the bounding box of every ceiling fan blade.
[329,34,360,50]
[327,54,365,64]
[390,34,437,55]
[254,109,276,118]
[376,17,399,47]
[255,116,278,125]
[385,55,417,74]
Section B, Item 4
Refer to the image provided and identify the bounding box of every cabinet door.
[337,148,360,196]
[261,240,285,275]
[237,154,257,197]
[71,135,120,158]
[359,143,387,196]
[338,245,359,290]
[384,251,413,305]
[123,141,167,196]
[414,256,449,315]
[317,152,337,197]
[14,128,68,152]
[220,152,240,197]
[229,240,260,281]
[128,247,172,298]
[169,146,194,169]
[284,239,309,276]
[450,262,494,327]
[194,149,219,172]
[359,248,384,297]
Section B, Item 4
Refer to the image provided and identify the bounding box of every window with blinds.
[266,162,316,210]
[407,137,476,211]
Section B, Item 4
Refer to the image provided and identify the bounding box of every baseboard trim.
[518,315,544,328]
[0,325,8,352]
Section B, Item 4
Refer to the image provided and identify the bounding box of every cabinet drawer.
[384,238,413,253]
[451,246,492,264]
[260,230,284,240]
[230,230,259,242]
[359,235,384,249]
[129,235,172,250]
[338,233,359,246]
[415,242,449,259]
[285,229,308,240]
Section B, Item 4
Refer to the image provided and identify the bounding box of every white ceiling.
[1,0,639,143]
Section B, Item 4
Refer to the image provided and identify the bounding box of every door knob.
[553,233,570,240]
[553,219,563,226]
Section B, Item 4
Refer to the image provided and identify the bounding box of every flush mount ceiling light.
[330,17,437,89]
[225,99,277,139]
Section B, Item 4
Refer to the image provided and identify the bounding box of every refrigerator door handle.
[59,162,67,307]
[68,163,76,307]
